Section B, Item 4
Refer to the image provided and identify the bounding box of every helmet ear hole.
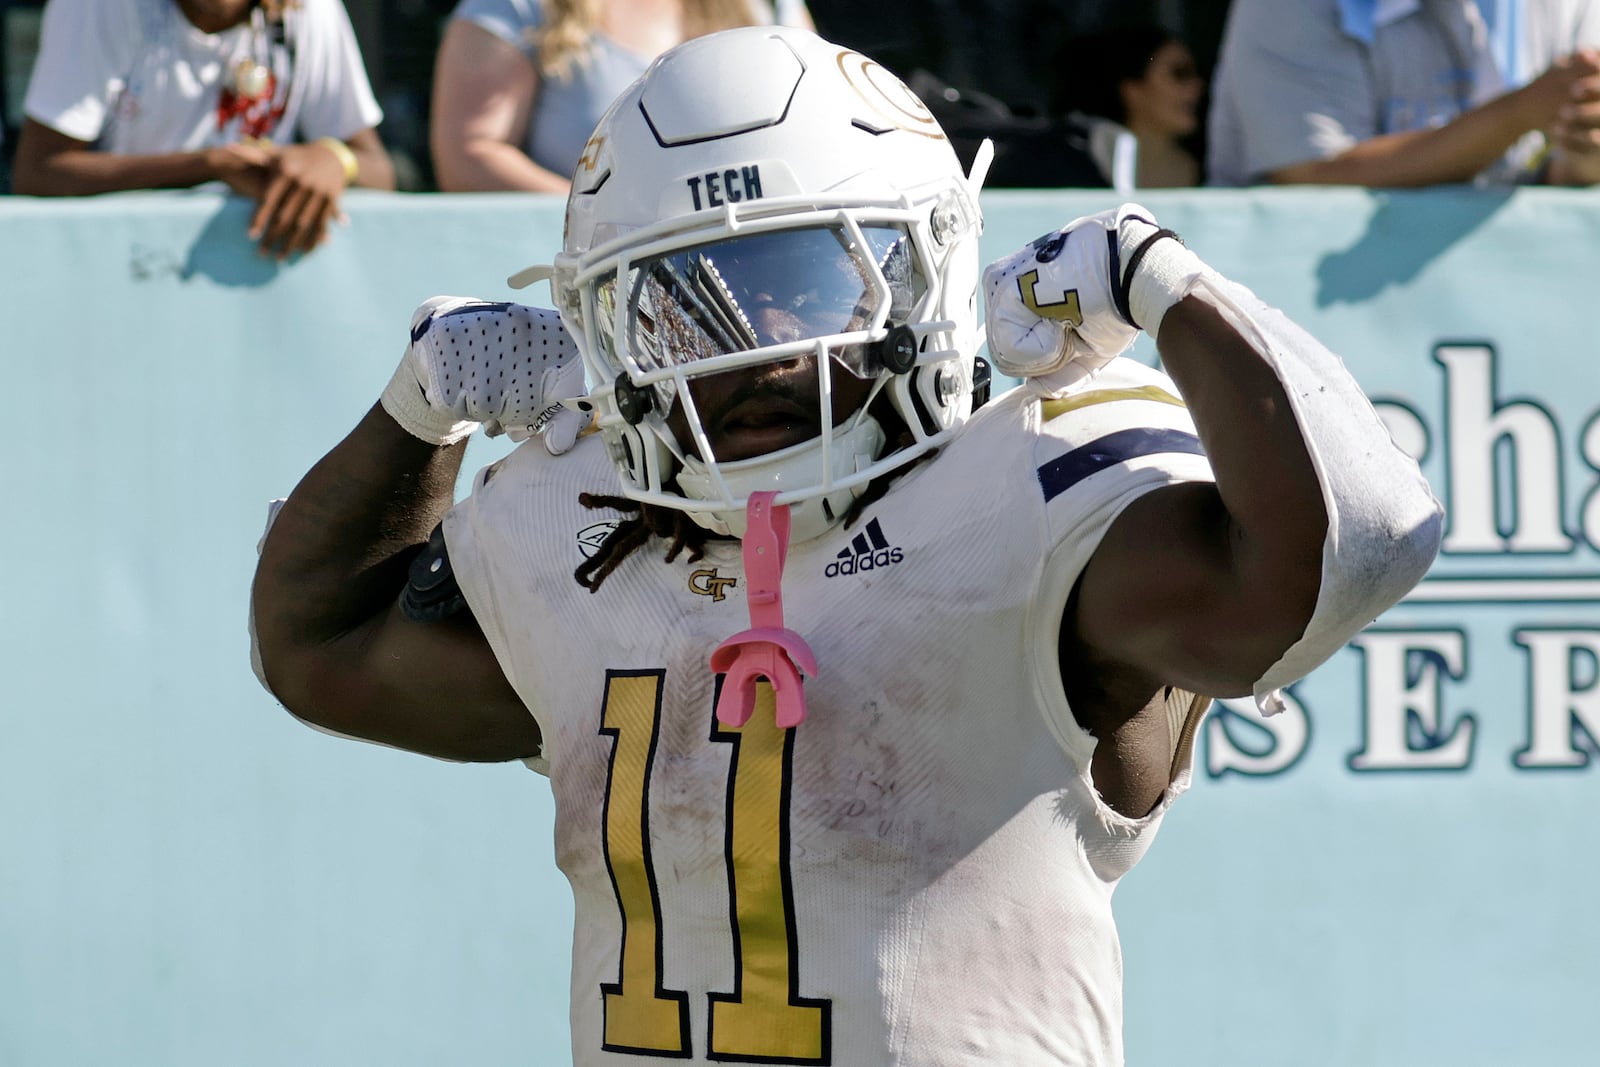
[614,372,655,425]
[877,323,919,374]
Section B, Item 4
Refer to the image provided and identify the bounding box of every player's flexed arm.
[985,206,1443,810]
[250,298,586,761]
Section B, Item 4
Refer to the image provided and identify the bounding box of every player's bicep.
[268,577,540,765]
[341,599,539,762]
[1071,481,1315,698]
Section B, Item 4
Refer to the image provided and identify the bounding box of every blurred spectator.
[1050,25,1205,188]
[804,0,1234,122]
[13,0,394,258]
[430,0,813,192]
[909,69,1134,190]
[1208,0,1600,187]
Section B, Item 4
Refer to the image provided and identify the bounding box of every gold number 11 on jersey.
[598,669,831,1063]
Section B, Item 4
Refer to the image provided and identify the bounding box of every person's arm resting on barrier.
[250,299,586,761]
[1213,0,1600,187]
[12,119,390,196]
[985,206,1443,814]
[430,19,572,193]
[12,118,258,195]
[1269,52,1600,187]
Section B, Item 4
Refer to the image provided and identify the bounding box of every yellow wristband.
[316,136,359,186]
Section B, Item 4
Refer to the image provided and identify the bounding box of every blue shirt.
[451,0,653,179]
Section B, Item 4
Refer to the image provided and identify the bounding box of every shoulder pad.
[401,524,470,623]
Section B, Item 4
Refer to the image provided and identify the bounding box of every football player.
[251,26,1442,1066]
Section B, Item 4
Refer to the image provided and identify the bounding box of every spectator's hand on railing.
[1546,49,1600,184]
[247,141,351,260]
[1514,50,1600,133]
[208,140,278,202]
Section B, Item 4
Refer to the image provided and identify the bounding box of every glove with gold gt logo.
[982,203,1209,393]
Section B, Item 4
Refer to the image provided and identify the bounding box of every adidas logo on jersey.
[824,518,904,577]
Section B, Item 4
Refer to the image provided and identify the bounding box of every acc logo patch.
[577,521,621,559]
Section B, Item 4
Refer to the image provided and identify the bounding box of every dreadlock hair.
[573,494,712,593]
[572,393,929,593]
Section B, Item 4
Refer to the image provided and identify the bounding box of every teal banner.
[3,187,1596,1066]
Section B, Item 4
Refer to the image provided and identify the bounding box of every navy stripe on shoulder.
[410,301,513,344]
[1037,427,1205,503]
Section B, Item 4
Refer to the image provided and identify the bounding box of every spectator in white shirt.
[14,0,395,258]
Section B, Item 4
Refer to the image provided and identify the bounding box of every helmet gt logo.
[577,134,605,173]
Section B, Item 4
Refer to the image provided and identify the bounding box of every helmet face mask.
[593,222,924,395]
[534,26,985,541]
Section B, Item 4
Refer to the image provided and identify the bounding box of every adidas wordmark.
[824,518,905,577]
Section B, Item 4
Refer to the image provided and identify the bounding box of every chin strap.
[708,491,818,729]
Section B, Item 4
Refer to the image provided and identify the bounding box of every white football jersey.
[445,358,1216,1066]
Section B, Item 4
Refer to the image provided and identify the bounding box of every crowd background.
[0,0,1227,192]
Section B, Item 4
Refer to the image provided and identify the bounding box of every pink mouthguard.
[708,491,818,728]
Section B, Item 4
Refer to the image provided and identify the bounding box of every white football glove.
[380,296,588,453]
[982,203,1210,393]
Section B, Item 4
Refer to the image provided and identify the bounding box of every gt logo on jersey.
[1016,269,1084,326]
[688,568,738,601]
[686,165,764,211]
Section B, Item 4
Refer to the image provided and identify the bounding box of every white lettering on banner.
[1205,694,1310,777]
[1348,631,1475,771]
[1210,341,1600,780]
[1432,344,1569,553]
[1513,630,1600,768]
[1215,627,1600,777]
[1584,415,1600,545]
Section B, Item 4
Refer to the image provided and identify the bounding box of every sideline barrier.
[3,187,1598,1066]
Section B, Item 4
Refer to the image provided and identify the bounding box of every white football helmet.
[517,26,987,541]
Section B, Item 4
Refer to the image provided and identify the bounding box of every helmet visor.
[593,224,924,382]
